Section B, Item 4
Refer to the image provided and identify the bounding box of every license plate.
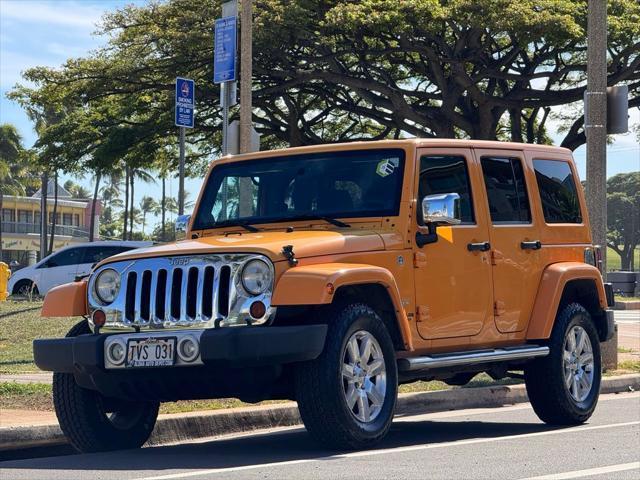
[126,337,176,368]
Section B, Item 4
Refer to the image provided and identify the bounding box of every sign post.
[175,77,195,215]
[214,9,237,156]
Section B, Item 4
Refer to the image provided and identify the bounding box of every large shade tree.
[7,0,639,173]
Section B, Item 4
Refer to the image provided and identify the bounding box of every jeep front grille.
[121,264,231,324]
[87,254,274,330]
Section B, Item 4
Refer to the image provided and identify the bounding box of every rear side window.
[44,248,82,267]
[80,246,133,264]
[480,157,531,223]
[533,160,583,223]
[418,155,475,224]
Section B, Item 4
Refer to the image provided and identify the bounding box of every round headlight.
[94,269,121,304]
[241,259,272,295]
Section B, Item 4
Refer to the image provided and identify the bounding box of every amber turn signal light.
[93,309,106,327]
[249,301,266,319]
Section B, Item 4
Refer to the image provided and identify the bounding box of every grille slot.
[202,266,214,319]
[170,269,183,320]
[186,267,199,319]
[140,271,152,321]
[218,265,231,316]
[125,272,137,322]
[155,269,167,321]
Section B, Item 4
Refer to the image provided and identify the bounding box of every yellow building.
[1,181,100,266]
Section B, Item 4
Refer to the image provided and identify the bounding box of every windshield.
[192,148,406,231]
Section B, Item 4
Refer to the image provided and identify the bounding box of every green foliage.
[7,0,638,172]
[607,172,640,271]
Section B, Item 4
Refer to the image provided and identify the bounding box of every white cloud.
[0,1,104,29]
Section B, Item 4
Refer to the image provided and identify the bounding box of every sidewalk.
[0,373,52,385]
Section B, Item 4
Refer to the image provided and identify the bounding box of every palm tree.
[63,179,90,199]
[128,166,155,240]
[0,124,27,261]
[139,196,158,235]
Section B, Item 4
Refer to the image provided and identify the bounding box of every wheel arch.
[271,263,413,351]
[12,278,37,295]
[526,262,608,341]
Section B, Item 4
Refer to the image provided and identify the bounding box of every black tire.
[52,320,160,453]
[295,303,398,449]
[525,303,602,425]
[13,280,38,296]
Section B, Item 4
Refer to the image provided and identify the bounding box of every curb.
[614,301,640,310]
[1,374,638,453]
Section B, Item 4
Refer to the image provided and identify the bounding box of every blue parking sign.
[214,16,237,83]
[175,77,195,128]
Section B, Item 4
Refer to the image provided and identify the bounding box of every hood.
[98,229,385,266]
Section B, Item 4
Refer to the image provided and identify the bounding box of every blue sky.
[1,0,639,229]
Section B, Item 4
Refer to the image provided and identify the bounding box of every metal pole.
[238,0,253,216]
[585,0,608,275]
[178,127,186,215]
[221,82,229,156]
[239,0,252,154]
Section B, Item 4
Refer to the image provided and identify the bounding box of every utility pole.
[585,0,608,275]
[238,0,253,216]
[239,0,252,155]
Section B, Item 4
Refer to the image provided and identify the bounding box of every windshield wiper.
[284,214,351,228]
[218,220,259,232]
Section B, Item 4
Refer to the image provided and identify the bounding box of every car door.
[412,148,494,342]
[474,149,542,334]
[35,247,84,294]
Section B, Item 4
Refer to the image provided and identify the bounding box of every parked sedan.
[8,241,152,297]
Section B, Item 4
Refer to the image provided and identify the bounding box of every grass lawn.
[1,299,638,415]
[0,301,78,374]
[607,247,640,272]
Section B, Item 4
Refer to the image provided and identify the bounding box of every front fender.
[272,263,412,350]
[41,281,89,318]
[526,262,607,340]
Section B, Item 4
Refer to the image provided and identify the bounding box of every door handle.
[521,240,542,250]
[467,241,491,252]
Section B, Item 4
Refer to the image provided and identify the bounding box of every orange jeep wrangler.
[34,139,615,452]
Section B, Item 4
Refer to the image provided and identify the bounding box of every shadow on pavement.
[0,419,561,472]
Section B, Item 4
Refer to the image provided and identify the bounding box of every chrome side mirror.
[422,193,461,225]
[175,214,191,240]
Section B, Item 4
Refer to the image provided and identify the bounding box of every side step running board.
[398,345,549,372]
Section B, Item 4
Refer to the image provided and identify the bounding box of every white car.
[9,241,152,297]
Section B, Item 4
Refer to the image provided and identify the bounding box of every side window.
[44,248,82,268]
[533,159,583,223]
[480,157,531,223]
[80,246,132,264]
[418,155,475,224]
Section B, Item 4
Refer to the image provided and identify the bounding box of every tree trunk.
[40,172,48,260]
[0,189,4,263]
[48,172,59,255]
[89,172,101,242]
[162,176,166,242]
[129,174,135,240]
[123,168,129,241]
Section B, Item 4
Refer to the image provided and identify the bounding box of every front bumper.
[33,325,327,401]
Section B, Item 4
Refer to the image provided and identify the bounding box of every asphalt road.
[1,392,639,480]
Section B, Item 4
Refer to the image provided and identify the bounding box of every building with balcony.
[1,180,101,266]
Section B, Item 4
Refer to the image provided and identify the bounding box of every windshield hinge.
[282,245,298,267]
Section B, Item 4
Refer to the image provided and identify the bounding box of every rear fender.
[272,263,413,350]
[526,262,607,340]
